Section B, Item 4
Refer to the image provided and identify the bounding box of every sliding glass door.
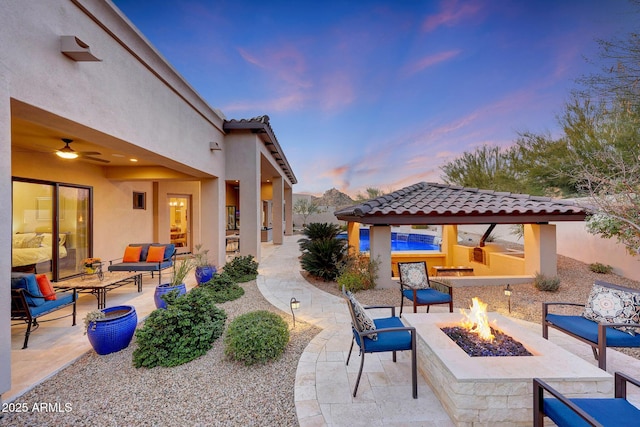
[12,179,92,280]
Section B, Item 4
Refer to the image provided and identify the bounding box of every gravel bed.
[307,254,640,360]
[3,281,321,427]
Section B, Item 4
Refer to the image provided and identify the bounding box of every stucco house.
[1,1,296,399]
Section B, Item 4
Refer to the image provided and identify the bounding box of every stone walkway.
[258,235,640,427]
[259,237,456,426]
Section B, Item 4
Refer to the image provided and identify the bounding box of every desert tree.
[293,198,324,227]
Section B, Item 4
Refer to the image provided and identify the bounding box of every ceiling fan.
[56,138,110,163]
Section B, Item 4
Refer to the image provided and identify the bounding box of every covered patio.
[334,182,589,288]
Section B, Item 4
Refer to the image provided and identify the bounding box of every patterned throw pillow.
[399,262,430,289]
[346,291,377,340]
[20,234,45,248]
[582,283,640,335]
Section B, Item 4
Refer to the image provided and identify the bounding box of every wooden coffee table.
[55,271,143,309]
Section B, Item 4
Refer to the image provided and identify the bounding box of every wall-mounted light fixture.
[210,141,222,151]
[290,297,300,328]
[504,284,512,313]
[60,36,101,62]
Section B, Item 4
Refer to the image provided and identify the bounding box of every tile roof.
[334,182,589,225]
[224,115,297,184]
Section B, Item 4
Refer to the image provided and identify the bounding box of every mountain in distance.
[312,188,355,209]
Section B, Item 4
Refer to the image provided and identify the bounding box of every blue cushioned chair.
[398,261,453,317]
[543,280,640,370]
[11,273,77,349]
[533,372,640,426]
[342,288,417,398]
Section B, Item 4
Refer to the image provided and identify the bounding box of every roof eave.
[334,213,588,225]
[224,118,298,184]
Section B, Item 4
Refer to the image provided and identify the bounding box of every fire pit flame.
[460,297,495,341]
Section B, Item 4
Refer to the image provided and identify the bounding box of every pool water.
[338,229,440,251]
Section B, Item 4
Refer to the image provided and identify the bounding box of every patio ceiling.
[334,182,590,225]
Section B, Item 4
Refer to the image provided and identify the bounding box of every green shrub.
[224,255,259,282]
[133,287,227,368]
[298,222,342,251]
[200,272,245,303]
[337,254,380,292]
[224,311,289,366]
[589,262,613,274]
[300,237,348,281]
[533,272,561,292]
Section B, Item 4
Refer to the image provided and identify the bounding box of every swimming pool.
[338,229,440,251]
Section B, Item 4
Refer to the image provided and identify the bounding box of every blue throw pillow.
[11,273,45,307]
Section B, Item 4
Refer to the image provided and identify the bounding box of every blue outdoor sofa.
[108,243,176,285]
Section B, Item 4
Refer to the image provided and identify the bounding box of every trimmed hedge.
[224,310,289,366]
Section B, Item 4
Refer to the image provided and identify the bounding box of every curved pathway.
[257,236,454,426]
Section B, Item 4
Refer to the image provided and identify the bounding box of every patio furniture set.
[343,261,640,425]
[10,242,176,349]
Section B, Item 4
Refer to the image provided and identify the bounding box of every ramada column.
[347,221,360,254]
[524,223,557,277]
[369,225,393,289]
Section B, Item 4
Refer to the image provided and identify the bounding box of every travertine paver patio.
[258,235,640,427]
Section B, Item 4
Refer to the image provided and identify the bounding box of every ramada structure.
[1,1,296,400]
[335,182,589,288]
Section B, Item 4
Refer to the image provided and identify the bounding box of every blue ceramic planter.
[154,283,187,309]
[195,265,217,285]
[87,305,137,355]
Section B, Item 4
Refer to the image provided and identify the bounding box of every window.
[133,192,146,209]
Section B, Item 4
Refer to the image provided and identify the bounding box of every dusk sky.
[113,0,638,197]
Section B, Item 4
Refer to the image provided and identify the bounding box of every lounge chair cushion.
[543,397,640,427]
[402,288,452,305]
[27,292,75,317]
[11,273,45,306]
[546,314,640,347]
[582,283,640,335]
[398,262,430,289]
[354,317,412,352]
[346,290,377,340]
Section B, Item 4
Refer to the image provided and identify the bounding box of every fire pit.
[442,298,532,357]
[402,309,612,427]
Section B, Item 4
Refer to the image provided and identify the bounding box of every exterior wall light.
[60,36,101,62]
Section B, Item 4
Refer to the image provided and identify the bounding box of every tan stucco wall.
[225,132,261,259]
[555,221,640,281]
[0,62,12,399]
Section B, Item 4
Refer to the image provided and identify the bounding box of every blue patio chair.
[398,261,453,317]
[533,372,640,426]
[342,287,417,398]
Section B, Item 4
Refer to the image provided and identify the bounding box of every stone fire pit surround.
[402,312,612,427]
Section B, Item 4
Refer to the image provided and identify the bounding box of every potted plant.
[193,244,217,285]
[84,305,137,355]
[82,257,102,275]
[154,257,192,309]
